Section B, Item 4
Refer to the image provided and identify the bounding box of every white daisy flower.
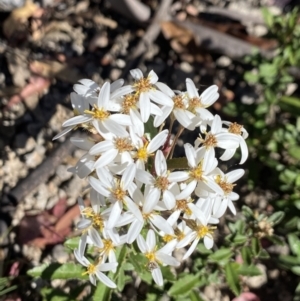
[74,250,117,288]
[137,229,180,286]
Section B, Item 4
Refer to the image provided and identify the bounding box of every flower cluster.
[54,69,248,288]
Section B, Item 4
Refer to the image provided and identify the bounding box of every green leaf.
[117,268,128,292]
[251,238,261,256]
[161,266,176,282]
[241,247,252,265]
[268,211,284,225]
[238,264,262,276]
[292,266,300,276]
[261,7,274,28]
[64,237,80,250]
[288,233,300,257]
[280,96,300,109]
[225,262,241,296]
[40,287,78,301]
[168,273,204,297]
[233,234,247,245]
[242,206,253,218]
[189,290,205,301]
[258,249,270,259]
[279,255,300,266]
[93,279,112,301]
[209,248,233,266]
[288,146,300,160]
[167,157,188,170]
[144,116,157,139]
[27,263,87,280]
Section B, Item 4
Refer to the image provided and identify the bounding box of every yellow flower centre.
[173,95,185,109]
[163,234,176,242]
[100,239,115,255]
[114,137,133,152]
[196,225,215,239]
[112,185,126,201]
[85,105,110,121]
[174,228,185,241]
[122,94,138,114]
[176,199,192,215]
[145,251,156,262]
[228,122,243,135]
[203,133,218,148]
[136,145,149,161]
[133,77,153,94]
[215,175,235,195]
[188,97,203,113]
[189,161,204,181]
[81,207,104,231]
[83,264,97,275]
[155,176,169,191]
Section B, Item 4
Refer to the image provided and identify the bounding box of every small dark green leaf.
[167,157,188,170]
[225,263,241,296]
[291,267,300,276]
[209,249,233,266]
[279,255,300,266]
[161,266,176,282]
[241,247,252,265]
[144,116,157,139]
[268,211,284,225]
[64,237,80,250]
[258,249,270,259]
[233,234,247,245]
[168,273,203,297]
[93,278,112,301]
[251,237,261,256]
[238,264,262,276]
[242,206,253,218]
[189,290,205,301]
[27,263,87,280]
[288,234,300,257]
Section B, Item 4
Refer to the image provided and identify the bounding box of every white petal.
[122,164,136,189]
[158,239,177,254]
[136,169,153,185]
[103,118,128,137]
[149,90,173,106]
[62,115,92,127]
[107,201,123,228]
[147,130,168,153]
[71,137,94,150]
[52,126,73,140]
[168,171,189,183]
[95,271,117,288]
[78,232,87,256]
[143,188,160,214]
[152,268,163,286]
[186,78,199,98]
[148,70,158,84]
[127,219,144,244]
[150,102,163,116]
[146,229,156,251]
[155,82,175,98]
[110,114,132,126]
[88,227,103,247]
[110,85,133,99]
[125,196,143,222]
[200,85,219,106]
[216,133,239,149]
[111,78,124,92]
[130,68,143,80]
[89,177,110,197]
[98,82,110,108]
[219,149,235,161]
[154,105,172,127]
[228,199,236,215]
[239,137,248,164]
[150,215,174,234]
[183,237,199,260]
[156,252,179,266]
[184,143,196,167]
[98,262,118,272]
[137,234,147,253]
[211,115,222,134]
[174,109,192,128]
[96,167,114,188]
[179,180,197,199]
[94,149,118,168]
[162,190,176,210]
[188,203,206,225]
[90,140,114,155]
[140,92,151,122]
[204,235,214,249]
[226,169,245,183]
[155,150,167,176]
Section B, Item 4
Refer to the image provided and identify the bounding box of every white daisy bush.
[54,69,248,288]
